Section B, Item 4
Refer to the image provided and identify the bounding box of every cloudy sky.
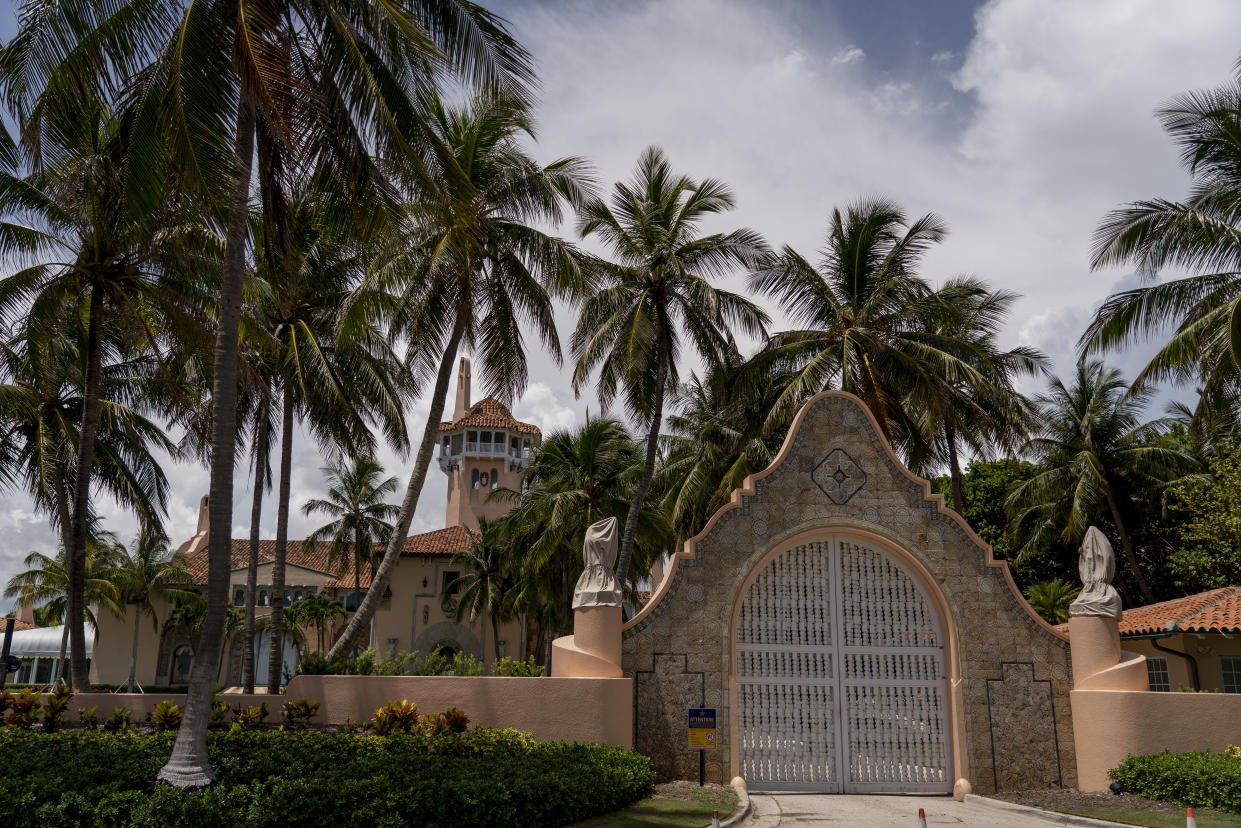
[3,0,1240,608]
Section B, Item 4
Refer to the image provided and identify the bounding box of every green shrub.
[451,651,484,676]
[297,648,376,676]
[491,655,545,677]
[440,707,469,734]
[280,698,320,730]
[6,688,41,728]
[104,706,133,732]
[231,702,269,730]
[42,686,73,732]
[0,728,653,827]
[147,700,183,732]
[77,707,99,729]
[407,647,452,676]
[1111,751,1241,813]
[370,700,420,736]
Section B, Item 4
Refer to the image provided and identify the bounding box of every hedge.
[0,729,654,827]
[1111,751,1241,814]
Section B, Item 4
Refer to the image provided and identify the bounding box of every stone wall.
[622,391,1075,793]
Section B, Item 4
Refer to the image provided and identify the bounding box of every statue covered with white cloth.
[1069,525,1122,619]
[572,516,623,608]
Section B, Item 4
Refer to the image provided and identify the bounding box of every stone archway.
[731,532,956,793]
[622,391,1075,793]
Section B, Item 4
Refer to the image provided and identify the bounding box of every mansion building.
[76,358,540,688]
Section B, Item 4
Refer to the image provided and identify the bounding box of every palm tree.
[239,390,274,694]
[302,456,399,614]
[293,592,346,654]
[1084,63,1241,398]
[3,535,124,687]
[496,417,673,647]
[752,199,1016,473]
[915,278,1047,510]
[1007,361,1197,603]
[251,190,408,696]
[572,146,769,584]
[448,519,511,660]
[329,91,592,658]
[658,349,795,546]
[0,100,205,690]
[110,532,197,692]
[5,0,535,787]
[1023,579,1081,625]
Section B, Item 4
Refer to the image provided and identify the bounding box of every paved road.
[745,793,1124,826]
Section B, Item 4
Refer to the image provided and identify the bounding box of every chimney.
[17,600,34,626]
[184,494,210,557]
[453,357,472,420]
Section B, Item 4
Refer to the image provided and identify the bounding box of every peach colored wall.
[444,457,525,531]
[1124,634,1241,692]
[1071,689,1241,790]
[90,596,173,685]
[66,675,634,747]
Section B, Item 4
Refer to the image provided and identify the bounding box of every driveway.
[745,793,1127,826]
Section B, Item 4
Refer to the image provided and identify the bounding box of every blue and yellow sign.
[687,708,717,750]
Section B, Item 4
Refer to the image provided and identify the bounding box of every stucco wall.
[1071,689,1241,790]
[622,392,1075,792]
[66,675,632,747]
[1124,634,1241,692]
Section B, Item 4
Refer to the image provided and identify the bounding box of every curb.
[964,794,1133,827]
[719,783,752,827]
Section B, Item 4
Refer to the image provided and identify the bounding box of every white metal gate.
[736,536,951,793]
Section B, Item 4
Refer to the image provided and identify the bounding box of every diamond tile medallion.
[813,448,866,504]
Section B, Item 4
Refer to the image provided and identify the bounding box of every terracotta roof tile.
[181,526,473,587]
[327,526,473,589]
[439,398,539,435]
[2,617,37,632]
[1117,587,1241,636]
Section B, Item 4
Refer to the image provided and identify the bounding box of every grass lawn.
[1058,807,1241,827]
[573,782,739,828]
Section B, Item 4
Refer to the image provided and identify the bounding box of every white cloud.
[831,45,865,65]
[931,50,960,64]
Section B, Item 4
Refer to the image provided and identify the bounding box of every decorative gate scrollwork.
[736,536,951,793]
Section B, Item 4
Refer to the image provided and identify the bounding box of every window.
[34,657,53,684]
[1146,656,1170,692]
[259,590,269,607]
[511,436,519,452]
[234,589,244,606]
[479,472,489,488]
[471,469,480,490]
[172,646,193,684]
[15,657,33,684]
[467,430,477,444]
[491,468,499,490]
[442,571,460,596]
[294,591,303,601]
[480,431,492,446]
[450,433,463,454]
[1223,656,1241,694]
[442,436,450,453]
[497,640,507,657]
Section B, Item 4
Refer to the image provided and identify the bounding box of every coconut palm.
[496,417,673,645]
[1007,361,1197,603]
[110,531,198,692]
[1083,63,1241,398]
[3,534,124,687]
[750,200,1011,474]
[329,91,592,658]
[0,100,207,691]
[239,390,274,693]
[1023,579,1081,625]
[293,592,346,654]
[658,349,794,545]
[302,456,399,613]
[251,191,408,696]
[447,519,511,660]
[914,278,1047,511]
[572,146,769,584]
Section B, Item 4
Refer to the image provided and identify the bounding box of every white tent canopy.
[6,625,94,657]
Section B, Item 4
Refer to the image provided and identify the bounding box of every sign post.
[687,707,717,787]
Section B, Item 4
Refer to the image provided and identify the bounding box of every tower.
[438,358,540,530]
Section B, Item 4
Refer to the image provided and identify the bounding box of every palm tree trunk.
[616,360,666,584]
[67,281,106,691]
[1102,484,1156,604]
[126,604,141,693]
[51,461,72,686]
[945,423,967,513]
[57,619,69,686]
[243,407,268,694]
[327,316,467,658]
[267,384,294,693]
[159,96,256,790]
[491,612,501,660]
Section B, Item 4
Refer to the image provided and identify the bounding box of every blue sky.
[2,0,1240,606]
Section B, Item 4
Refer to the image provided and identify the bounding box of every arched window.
[234,589,244,606]
[294,591,303,601]
[283,591,292,606]
[490,468,499,490]
[259,590,269,607]
[471,468,480,490]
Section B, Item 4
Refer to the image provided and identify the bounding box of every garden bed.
[0,729,655,827]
